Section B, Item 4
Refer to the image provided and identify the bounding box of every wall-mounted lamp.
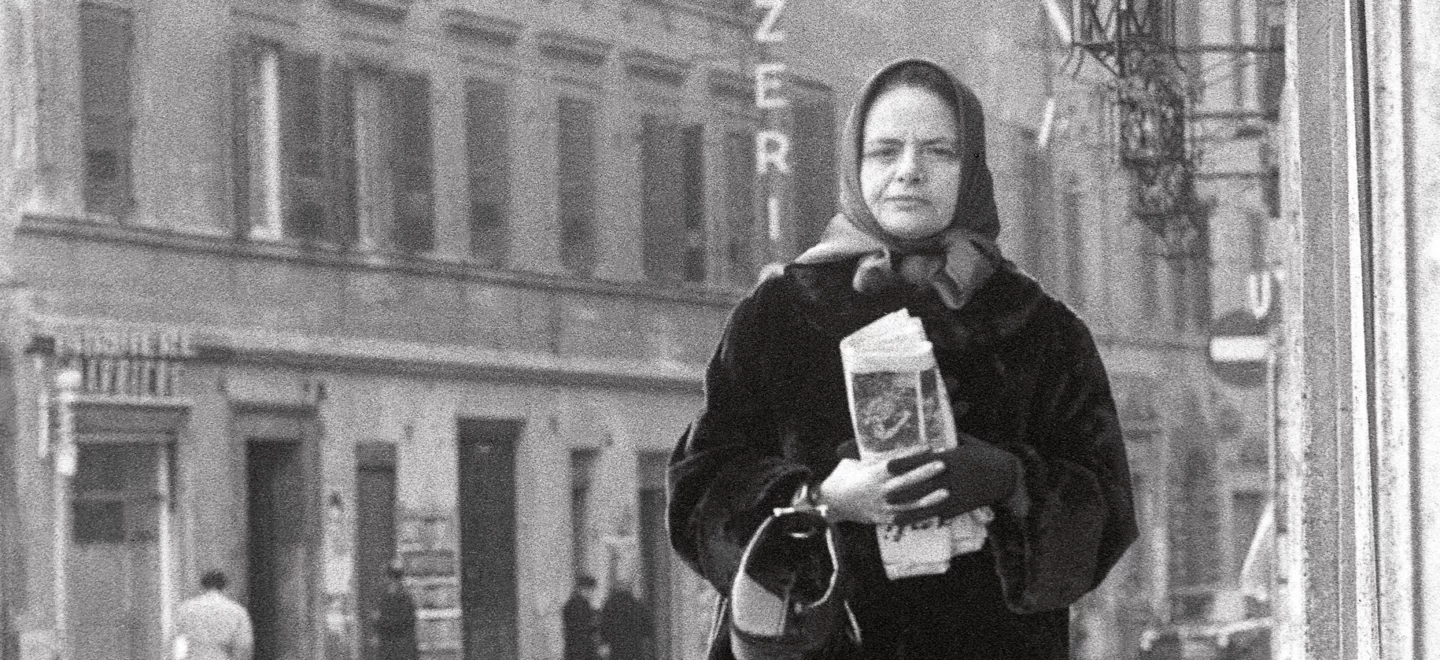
[53,365,83,477]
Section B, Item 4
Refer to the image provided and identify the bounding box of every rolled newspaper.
[840,309,993,580]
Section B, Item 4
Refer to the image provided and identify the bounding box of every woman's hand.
[817,448,951,525]
[884,438,1023,526]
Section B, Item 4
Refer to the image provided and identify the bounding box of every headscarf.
[793,58,1007,309]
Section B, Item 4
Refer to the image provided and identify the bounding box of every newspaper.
[839,309,994,580]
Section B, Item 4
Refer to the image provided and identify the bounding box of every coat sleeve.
[666,278,814,596]
[986,313,1138,614]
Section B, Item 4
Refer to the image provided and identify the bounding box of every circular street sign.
[1208,309,1270,388]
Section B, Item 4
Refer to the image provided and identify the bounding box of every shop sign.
[754,0,789,247]
[44,324,194,398]
[1208,309,1270,388]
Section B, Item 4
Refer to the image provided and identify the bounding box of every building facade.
[0,2,838,660]
[0,0,1363,659]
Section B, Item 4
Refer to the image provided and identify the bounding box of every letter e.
[755,63,788,109]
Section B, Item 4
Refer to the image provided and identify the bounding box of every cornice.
[536,30,612,67]
[327,0,416,22]
[442,9,523,49]
[17,214,744,309]
[623,49,690,87]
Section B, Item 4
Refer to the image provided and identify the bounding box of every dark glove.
[884,438,1021,527]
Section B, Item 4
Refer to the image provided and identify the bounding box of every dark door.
[639,453,672,660]
[356,444,398,660]
[247,440,310,660]
[458,419,521,660]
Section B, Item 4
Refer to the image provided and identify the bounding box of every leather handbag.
[705,500,860,660]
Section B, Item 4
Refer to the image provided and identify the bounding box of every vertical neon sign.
[754,0,789,259]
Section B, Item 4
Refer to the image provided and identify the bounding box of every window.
[1169,446,1221,589]
[1231,491,1267,581]
[232,43,359,243]
[70,444,163,545]
[80,3,135,217]
[722,130,757,285]
[1259,25,1285,116]
[1017,133,1054,287]
[1138,228,1163,328]
[233,44,433,251]
[1061,189,1085,309]
[791,97,837,253]
[388,72,434,253]
[465,79,510,266]
[557,96,598,276]
[641,115,705,282]
[1171,221,1211,332]
[282,53,328,240]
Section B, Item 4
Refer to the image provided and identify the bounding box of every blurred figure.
[174,570,253,660]
[599,584,652,660]
[373,562,418,660]
[563,575,600,660]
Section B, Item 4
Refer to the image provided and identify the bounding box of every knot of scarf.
[793,214,998,310]
[852,241,988,310]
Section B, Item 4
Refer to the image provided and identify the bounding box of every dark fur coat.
[667,258,1137,660]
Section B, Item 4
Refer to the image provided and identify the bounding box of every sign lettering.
[753,0,787,43]
[754,0,788,260]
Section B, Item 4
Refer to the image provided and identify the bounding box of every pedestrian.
[373,561,418,660]
[598,584,652,660]
[667,58,1137,659]
[174,570,254,660]
[563,575,600,660]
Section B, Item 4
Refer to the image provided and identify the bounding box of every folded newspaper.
[840,309,994,580]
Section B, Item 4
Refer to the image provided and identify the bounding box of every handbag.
[705,498,861,660]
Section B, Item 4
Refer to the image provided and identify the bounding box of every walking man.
[175,570,254,660]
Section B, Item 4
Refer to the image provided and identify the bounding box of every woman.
[667,59,1137,659]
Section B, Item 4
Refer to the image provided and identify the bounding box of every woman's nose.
[894,146,923,182]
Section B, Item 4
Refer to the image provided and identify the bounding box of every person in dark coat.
[667,58,1137,660]
[373,563,418,660]
[598,585,652,660]
[563,575,600,660]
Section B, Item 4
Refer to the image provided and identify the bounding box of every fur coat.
[667,258,1137,659]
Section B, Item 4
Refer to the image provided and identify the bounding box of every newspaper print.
[841,309,993,580]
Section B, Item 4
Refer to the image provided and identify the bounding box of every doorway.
[355,443,398,660]
[639,452,672,660]
[457,418,522,660]
[67,441,169,660]
[246,437,312,660]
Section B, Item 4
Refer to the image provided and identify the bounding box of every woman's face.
[859,86,962,240]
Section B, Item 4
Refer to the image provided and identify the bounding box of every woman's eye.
[864,147,899,160]
[926,145,958,158]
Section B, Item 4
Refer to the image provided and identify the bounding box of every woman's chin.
[876,213,948,240]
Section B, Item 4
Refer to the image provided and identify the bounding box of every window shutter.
[723,130,756,285]
[230,42,253,236]
[557,97,597,275]
[387,71,434,253]
[79,3,134,217]
[281,51,325,240]
[640,114,684,281]
[466,79,510,267]
[791,97,837,251]
[325,62,358,245]
[680,123,706,282]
